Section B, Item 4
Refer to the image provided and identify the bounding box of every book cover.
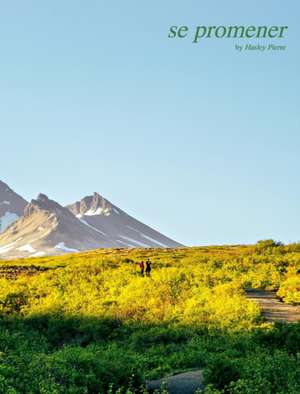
[0,2,299,393]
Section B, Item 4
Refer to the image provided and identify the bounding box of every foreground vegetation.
[0,240,299,393]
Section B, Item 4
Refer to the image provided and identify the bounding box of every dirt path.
[146,370,204,394]
[146,290,300,393]
[246,288,300,323]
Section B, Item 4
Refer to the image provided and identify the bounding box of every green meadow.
[0,240,299,393]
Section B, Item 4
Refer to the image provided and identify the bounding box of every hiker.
[145,259,152,277]
[139,261,145,276]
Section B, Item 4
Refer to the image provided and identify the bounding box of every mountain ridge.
[67,192,182,249]
[0,182,183,258]
[0,180,27,233]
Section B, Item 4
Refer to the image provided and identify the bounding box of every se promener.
[168,25,288,43]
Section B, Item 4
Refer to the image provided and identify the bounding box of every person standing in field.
[145,259,152,277]
[139,261,145,276]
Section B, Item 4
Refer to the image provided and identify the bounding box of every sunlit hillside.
[0,241,299,393]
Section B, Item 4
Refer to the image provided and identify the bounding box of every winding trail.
[146,289,300,393]
[146,370,204,394]
[246,288,300,323]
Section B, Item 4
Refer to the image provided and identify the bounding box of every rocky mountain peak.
[68,192,113,217]
[37,193,49,202]
[24,194,69,218]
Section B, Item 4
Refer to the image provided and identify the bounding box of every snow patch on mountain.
[0,212,19,232]
[55,242,79,253]
[30,251,46,257]
[0,201,10,206]
[140,234,169,248]
[116,239,134,247]
[119,235,150,248]
[85,207,110,216]
[0,241,18,254]
[126,225,139,233]
[79,218,107,236]
[125,226,168,247]
[18,244,36,253]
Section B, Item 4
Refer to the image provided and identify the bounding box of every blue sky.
[0,1,299,246]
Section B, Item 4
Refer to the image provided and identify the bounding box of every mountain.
[67,192,182,249]
[0,180,27,233]
[0,193,124,258]
[0,189,182,259]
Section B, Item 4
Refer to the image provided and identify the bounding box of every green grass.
[0,241,299,393]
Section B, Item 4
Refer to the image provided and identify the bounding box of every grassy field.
[0,240,299,393]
